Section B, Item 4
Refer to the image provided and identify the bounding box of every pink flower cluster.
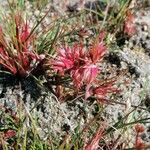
[52,33,116,100]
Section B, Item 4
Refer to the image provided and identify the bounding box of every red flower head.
[4,130,16,139]
[71,64,99,90]
[52,44,86,75]
[134,124,146,150]
[89,42,106,64]
[91,79,119,102]
[135,124,145,133]
[124,11,136,36]
[135,137,145,150]
[82,64,99,84]
[89,33,106,64]
[83,126,104,150]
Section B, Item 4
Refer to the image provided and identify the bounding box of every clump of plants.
[46,32,118,101]
[0,12,45,77]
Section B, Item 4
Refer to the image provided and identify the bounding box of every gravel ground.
[0,0,150,148]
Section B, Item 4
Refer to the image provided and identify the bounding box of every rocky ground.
[0,0,150,148]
